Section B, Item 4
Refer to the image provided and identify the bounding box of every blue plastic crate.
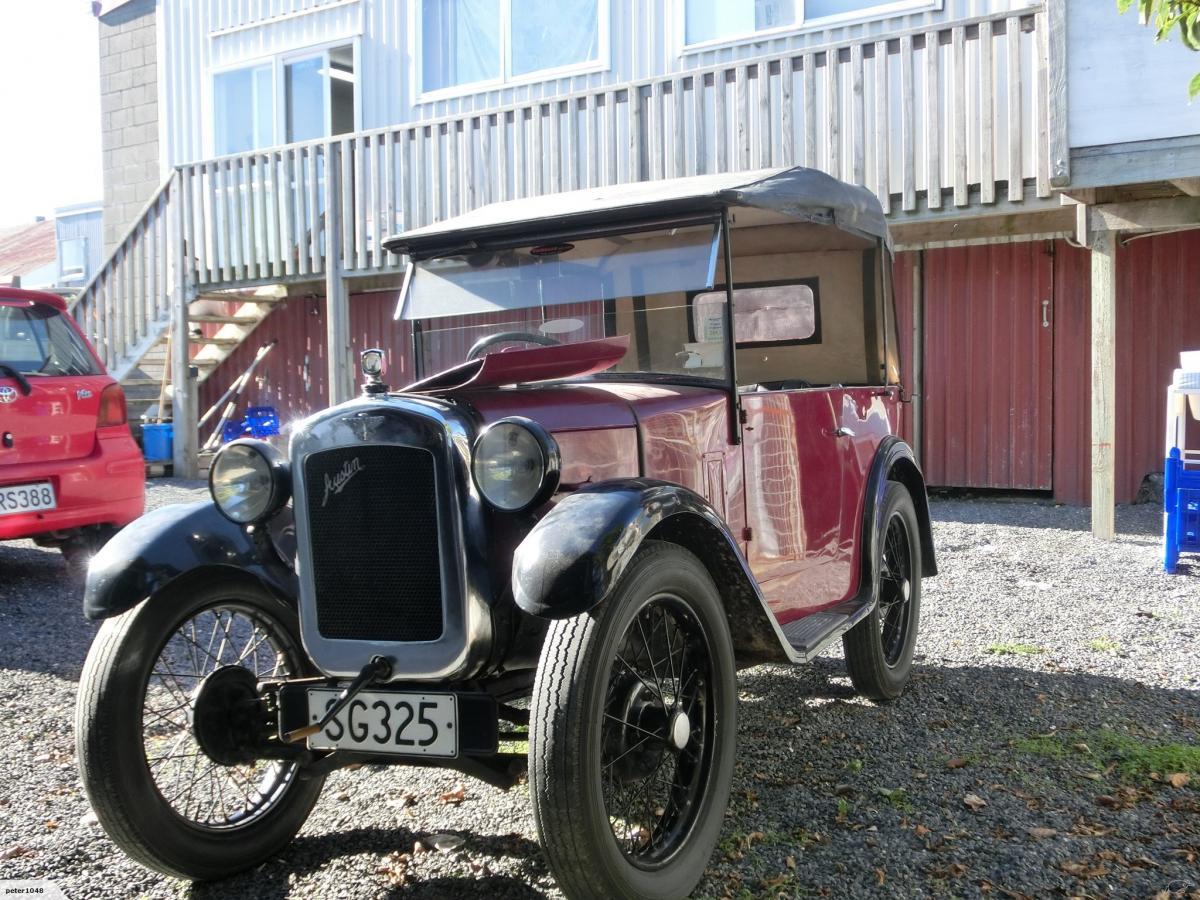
[1164,448,1200,573]
[221,406,281,443]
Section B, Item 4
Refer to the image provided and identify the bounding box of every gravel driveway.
[1,481,1197,899]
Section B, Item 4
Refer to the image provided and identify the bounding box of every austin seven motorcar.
[76,166,936,900]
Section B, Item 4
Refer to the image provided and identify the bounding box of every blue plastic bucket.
[142,422,174,462]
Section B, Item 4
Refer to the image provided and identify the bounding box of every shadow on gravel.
[184,826,549,900]
[714,658,1200,898]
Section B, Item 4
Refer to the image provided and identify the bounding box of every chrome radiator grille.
[303,444,444,642]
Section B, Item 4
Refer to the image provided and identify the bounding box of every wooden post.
[169,171,199,478]
[325,143,353,406]
[1090,229,1117,540]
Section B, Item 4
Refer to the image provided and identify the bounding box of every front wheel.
[75,577,324,880]
[843,481,923,700]
[529,541,737,900]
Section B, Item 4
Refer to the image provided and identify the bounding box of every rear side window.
[0,304,102,377]
[690,280,821,348]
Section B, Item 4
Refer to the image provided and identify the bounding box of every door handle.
[831,426,856,438]
[1041,298,1050,328]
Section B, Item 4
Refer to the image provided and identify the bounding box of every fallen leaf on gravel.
[1167,772,1191,788]
[963,793,987,811]
[1095,794,1121,808]
[425,833,465,852]
[44,819,59,830]
[741,830,765,850]
[1128,855,1158,869]
[914,823,930,837]
[946,757,969,769]
[1073,742,1091,755]
[874,868,886,885]
[834,783,854,796]
[1135,609,1157,618]
[1026,827,1057,839]
[412,840,426,855]
[785,856,796,870]
[1,846,27,861]
[1059,860,1107,878]
[1070,819,1114,837]
[376,850,411,886]
[335,791,351,802]
[439,784,467,805]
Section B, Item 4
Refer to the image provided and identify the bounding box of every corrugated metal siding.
[1051,232,1200,506]
[921,241,1053,490]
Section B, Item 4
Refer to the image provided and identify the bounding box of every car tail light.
[97,384,127,427]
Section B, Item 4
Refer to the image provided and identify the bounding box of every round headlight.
[209,440,290,524]
[472,418,560,512]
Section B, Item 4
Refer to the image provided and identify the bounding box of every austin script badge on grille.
[321,457,366,507]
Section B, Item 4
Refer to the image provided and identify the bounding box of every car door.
[740,387,849,624]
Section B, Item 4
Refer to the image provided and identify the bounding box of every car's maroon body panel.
[439,344,900,619]
[0,287,145,542]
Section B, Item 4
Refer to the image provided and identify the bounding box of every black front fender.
[83,501,299,621]
[512,480,791,666]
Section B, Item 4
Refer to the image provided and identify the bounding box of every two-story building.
[84,0,1200,537]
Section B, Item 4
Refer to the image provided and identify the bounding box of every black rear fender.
[512,481,791,667]
[83,501,298,621]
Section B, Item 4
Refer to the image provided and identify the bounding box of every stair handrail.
[69,170,179,311]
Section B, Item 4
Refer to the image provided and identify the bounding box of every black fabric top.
[383,166,889,258]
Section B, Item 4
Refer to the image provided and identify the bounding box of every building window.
[60,237,87,280]
[212,44,356,156]
[214,64,273,156]
[683,0,936,48]
[420,0,604,96]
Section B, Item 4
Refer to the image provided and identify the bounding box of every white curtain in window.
[422,0,501,91]
[685,0,795,44]
[510,0,599,77]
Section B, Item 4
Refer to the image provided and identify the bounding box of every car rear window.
[0,303,102,377]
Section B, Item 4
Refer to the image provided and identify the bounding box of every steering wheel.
[466,331,560,361]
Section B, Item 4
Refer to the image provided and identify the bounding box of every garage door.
[921,242,1054,490]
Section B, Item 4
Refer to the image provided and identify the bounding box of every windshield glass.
[0,303,102,377]
[406,223,729,382]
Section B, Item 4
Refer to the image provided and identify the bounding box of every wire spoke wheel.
[600,596,715,867]
[76,578,325,880]
[877,513,914,667]
[530,542,736,900]
[843,481,923,701]
[142,603,299,830]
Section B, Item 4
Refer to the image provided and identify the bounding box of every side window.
[690,281,820,348]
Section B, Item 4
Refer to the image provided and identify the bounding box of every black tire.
[843,481,922,701]
[61,525,119,584]
[75,577,325,880]
[529,541,736,900]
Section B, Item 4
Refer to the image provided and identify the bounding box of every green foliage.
[984,641,1044,656]
[1118,0,1200,98]
[1015,729,1200,781]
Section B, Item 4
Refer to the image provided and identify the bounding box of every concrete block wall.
[98,0,159,255]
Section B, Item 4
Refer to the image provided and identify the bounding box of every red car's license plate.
[0,482,57,516]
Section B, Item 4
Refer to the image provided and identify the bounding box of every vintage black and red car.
[76,167,936,900]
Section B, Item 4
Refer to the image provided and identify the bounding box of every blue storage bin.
[142,423,173,462]
[1164,447,1200,573]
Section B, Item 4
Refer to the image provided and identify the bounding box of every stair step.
[780,598,875,663]
[188,335,241,347]
[189,314,260,325]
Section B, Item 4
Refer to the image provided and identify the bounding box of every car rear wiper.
[0,364,32,395]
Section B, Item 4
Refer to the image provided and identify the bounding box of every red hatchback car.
[0,286,144,576]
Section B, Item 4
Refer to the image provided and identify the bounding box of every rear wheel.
[843,481,922,701]
[76,577,324,880]
[529,542,736,900]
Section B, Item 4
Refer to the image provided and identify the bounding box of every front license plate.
[306,689,458,757]
[0,482,57,517]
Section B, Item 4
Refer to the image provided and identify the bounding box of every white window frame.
[675,0,942,55]
[206,37,362,158]
[59,237,88,280]
[414,0,611,103]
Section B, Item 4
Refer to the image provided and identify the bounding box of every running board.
[780,598,875,663]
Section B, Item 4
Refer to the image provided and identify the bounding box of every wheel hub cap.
[669,710,690,751]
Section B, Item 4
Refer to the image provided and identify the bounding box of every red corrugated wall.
[921,242,1055,490]
[1051,232,1200,505]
